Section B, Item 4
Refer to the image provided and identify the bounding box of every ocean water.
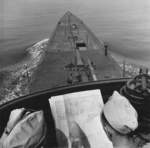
[0,0,150,102]
[0,0,150,68]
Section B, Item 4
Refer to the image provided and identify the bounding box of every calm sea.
[0,0,150,68]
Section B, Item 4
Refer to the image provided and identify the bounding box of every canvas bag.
[0,108,47,148]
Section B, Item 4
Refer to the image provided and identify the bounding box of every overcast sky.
[1,0,150,15]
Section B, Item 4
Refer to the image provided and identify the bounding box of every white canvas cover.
[49,89,113,148]
[103,91,138,134]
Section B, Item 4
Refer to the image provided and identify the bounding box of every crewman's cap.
[103,91,138,134]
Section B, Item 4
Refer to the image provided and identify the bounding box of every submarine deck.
[30,12,122,93]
